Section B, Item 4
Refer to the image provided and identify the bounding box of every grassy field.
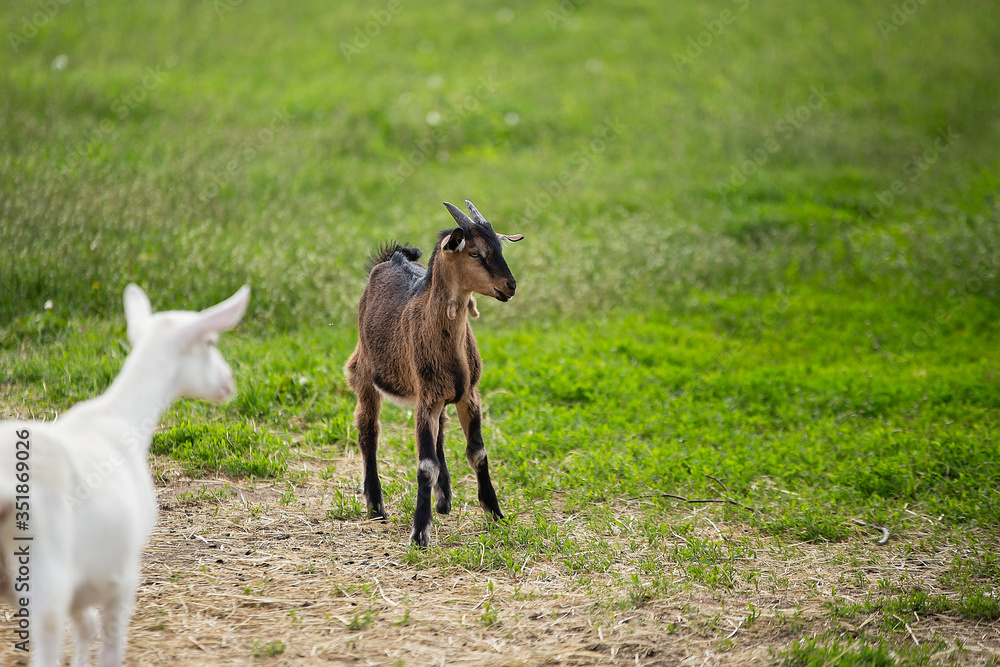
[2,0,1000,664]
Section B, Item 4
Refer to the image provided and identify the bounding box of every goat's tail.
[365,241,422,274]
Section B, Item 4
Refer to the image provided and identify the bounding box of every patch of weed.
[346,608,379,631]
[327,486,365,521]
[152,421,287,478]
[251,639,285,659]
[778,635,958,667]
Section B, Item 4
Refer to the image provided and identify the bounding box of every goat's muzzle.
[494,286,515,302]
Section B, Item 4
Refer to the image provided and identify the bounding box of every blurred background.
[1,0,998,330]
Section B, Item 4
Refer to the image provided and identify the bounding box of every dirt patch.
[1,456,998,666]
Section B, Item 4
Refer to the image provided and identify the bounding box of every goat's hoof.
[410,527,430,548]
[435,498,452,515]
[480,500,504,521]
[369,507,388,522]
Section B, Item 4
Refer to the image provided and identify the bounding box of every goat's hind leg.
[456,391,504,521]
[347,352,388,520]
[352,380,387,521]
[434,410,452,515]
[30,560,70,667]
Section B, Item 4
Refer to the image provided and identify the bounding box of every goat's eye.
[469,251,481,259]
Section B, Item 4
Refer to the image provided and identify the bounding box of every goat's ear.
[180,285,251,347]
[443,227,466,253]
[123,283,153,345]
[498,233,524,243]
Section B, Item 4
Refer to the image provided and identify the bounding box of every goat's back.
[0,420,75,605]
[351,250,435,401]
[0,414,156,611]
[358,249,427,347]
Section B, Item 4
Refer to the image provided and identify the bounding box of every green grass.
[778,636,965,667]
[2,0,999,328]
[2,0,1000,657]
[151,420,288,478]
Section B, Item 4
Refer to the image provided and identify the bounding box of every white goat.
[0,284,250,666]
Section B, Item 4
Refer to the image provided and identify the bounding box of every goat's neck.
[96,342,177,454]
[428,270,472,330]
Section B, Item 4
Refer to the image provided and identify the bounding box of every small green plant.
[329,582,354,597]
[481,581,501,628]
[481,601,500,628]
[328,487,365,521]
[347,608,379,631]
[246,502,266,519]
[278,481,297,505]
[251,639,285,658]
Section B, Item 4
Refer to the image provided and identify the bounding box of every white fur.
[374,386,416,409]
[0,284,249,666]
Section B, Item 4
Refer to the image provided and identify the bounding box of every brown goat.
[345,200,523,546]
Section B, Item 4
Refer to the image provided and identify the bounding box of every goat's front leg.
[352,382,387,520]
[70,608,97,667]
[412,399,444,547]
[97,579,136,667]
[456,390,504,521]
[434,410,452,515]
[31,583,69,667]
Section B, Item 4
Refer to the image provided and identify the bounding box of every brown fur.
[345,201,522,546]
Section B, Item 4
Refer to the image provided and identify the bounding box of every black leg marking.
[411,460,438,547]
[353,382,386,520]
[457,395,504,521]
[435,410,452,515]
[411,403,442,546]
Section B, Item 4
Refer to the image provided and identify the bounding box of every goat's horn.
[465,200,488,225]
[443,202,473,230]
